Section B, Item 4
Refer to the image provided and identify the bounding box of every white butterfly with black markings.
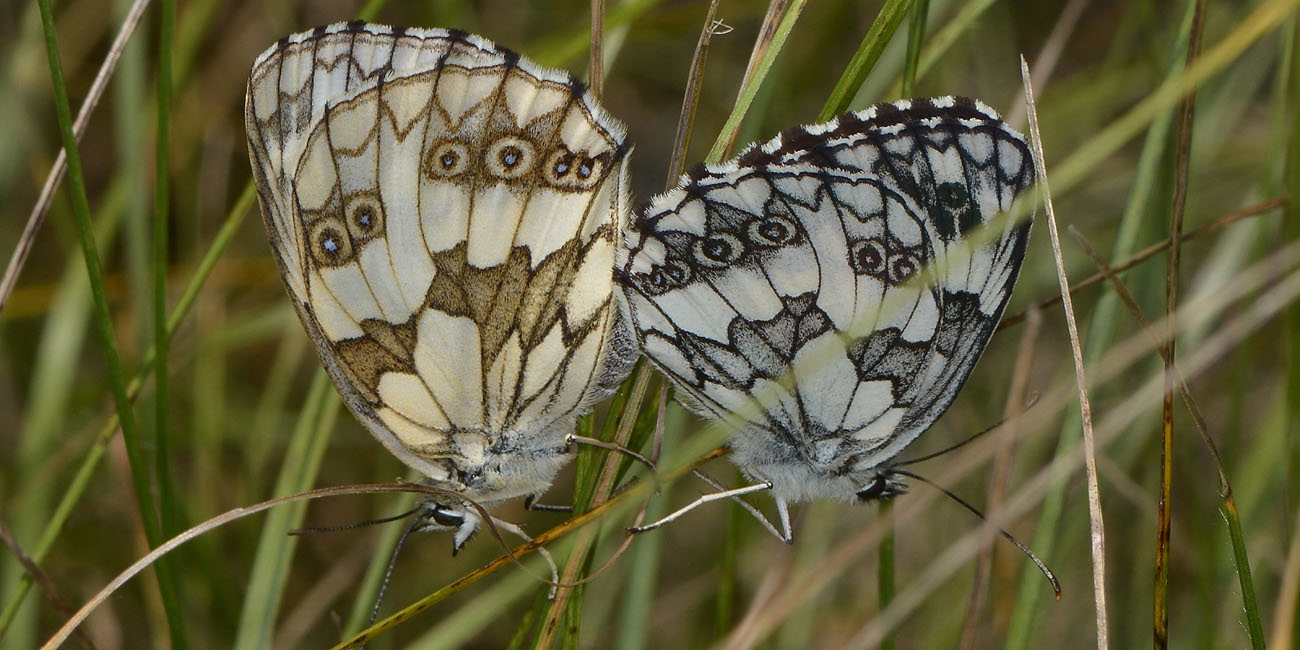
[245,22,637,551]
[617,97,1033,540]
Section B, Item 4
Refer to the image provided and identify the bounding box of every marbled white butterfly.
[245,22,636,550]
[617,97,1033,540]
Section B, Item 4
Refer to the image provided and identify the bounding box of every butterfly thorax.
[727,422,907,503]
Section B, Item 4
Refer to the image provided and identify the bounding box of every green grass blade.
[817,0,913,121]
[153,0,181,545]
[233,370,340,649]
[900,0,927,98]
[705,0,809,163]
[32,0,189,645]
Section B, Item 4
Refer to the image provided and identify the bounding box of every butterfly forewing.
[618,97,1032,501]
[246,23,632,509]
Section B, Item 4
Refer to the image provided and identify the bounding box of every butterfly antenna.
[369,507,433,628]
[895,392,1041,467]
[287,506,424,535]
[888,467,1060,598]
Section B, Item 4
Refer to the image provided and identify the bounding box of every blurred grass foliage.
[1,0,1298,648]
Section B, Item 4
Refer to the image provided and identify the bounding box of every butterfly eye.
[344,194,385,242]
[856,475,892,502]
[308,216,353,267]
[746,214,797,247]
[691,232,745,269]
[849,238,887,276]
[429,503,465,527]
[486,136,535,179]
[425,141,469,178]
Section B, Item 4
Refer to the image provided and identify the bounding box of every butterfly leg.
[523,493,573,512]
[491,517,561,599]
[691,471,793,543]
[627,478,775,536]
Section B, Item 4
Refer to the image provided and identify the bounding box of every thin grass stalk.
[1004,4,1251,637]
[999,196,1285,331]
[817,0,913,120]
[899,0,927,97]
[960,306,1042,650]
[1272,500,1300,647]
[0,0,151,319]
[705,0,807,163]
[877,6,927,642]
[714,478,742,639]
[1285,9,1300,646]
[1155,2,1206,646]
[0,175,131,644]
[33,0,190,645]
[1068,228,1265,649]
[887,0,997,98]
[233,371,340,650]
[667,0,721,185]
[153,0,179,543]
[0,521,93,650]
[0,183,254,633]
[876,501,896,650]
[1030,0,1296,201]
[536,366,653,649]
[589,0,606,98]
[334,448,729,649]
[613,387,673,650]
[727,237,1300,648]
[1021,56,1110,650]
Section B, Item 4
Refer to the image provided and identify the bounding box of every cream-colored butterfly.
[245,22,635,550]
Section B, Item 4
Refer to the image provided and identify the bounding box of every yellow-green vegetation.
[1,1,1297,648]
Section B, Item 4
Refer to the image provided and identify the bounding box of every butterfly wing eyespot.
[886,251,920,284]
[848,238,888,277]
[344,193,385,243]
[308,215,354,266]
[544,148,575,185]
[485,136,536,179]
[745,214,798,247]
[691,231,745,269]
[425,140,470,179]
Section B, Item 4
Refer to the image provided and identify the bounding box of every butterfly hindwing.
[247,22,632,503]
[618,97,1032,501]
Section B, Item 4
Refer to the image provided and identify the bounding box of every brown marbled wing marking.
[328,228,614,411]
[331,318,419,405]
[426,231,607,361]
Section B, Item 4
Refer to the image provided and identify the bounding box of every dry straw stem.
[1020,55,1109,650]
[722,236,1300,648]
[335,448,729,650]
[959,305,1042,650]
[0,0,151,318]
[1155,2,1207,646]
[0,522,91,650]
[666,0,724,185]
[1068,225,1264,647]
[41,483,471,650]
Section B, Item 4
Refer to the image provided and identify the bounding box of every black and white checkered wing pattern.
[617,97,1032,498]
